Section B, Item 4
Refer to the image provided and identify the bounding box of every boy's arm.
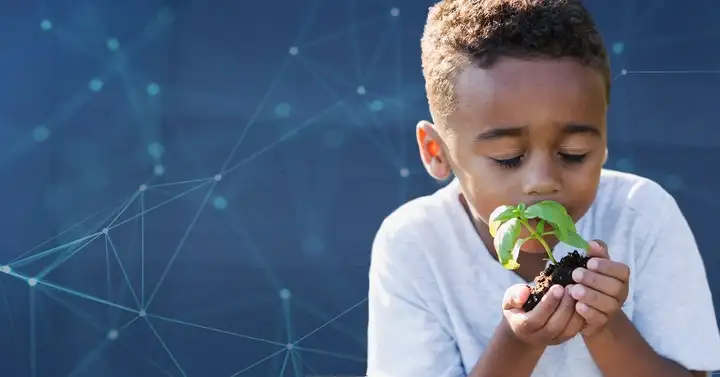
[583,182,720,377]
[367,218,546,377]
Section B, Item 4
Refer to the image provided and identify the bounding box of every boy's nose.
[522,160,561,197]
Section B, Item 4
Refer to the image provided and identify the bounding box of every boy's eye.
[560,153,588,163]
[492,155,523,169]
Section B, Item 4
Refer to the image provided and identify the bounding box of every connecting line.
[144,182,217,310]
[294,297,368,345]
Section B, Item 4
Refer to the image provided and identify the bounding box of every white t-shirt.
[367,169,720,377]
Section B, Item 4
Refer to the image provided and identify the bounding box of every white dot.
[214,174,222,181]
[0,266,11,274]
[390,7,400,17]
[40,20,52,30]
[138,309,146,317]
[279,289,291,300]
[153,164,165,176]
[102,228,109,234]
[356,86,366,95]
[107,329,118,340]
[138,184,147,192]
[399,168,410,177]
[289,46,299,55]
[286,343,294,350]
[28,278,37,287]
[621,69,627,75]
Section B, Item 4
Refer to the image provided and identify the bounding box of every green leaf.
[558,230,590,250]
[488,205,517,237]
[535,219,546,235]
[504,237,531,270]
[494,218,522,269]
[524,200,575,237]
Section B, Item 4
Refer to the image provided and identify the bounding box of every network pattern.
[0,0,719,376]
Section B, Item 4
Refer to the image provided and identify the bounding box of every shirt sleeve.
[631,181,720,373]
[366,216,466,377]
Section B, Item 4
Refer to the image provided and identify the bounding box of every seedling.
[489,200,589,270]
[489,200,592,311]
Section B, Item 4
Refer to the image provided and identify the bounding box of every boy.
[366,0,720,376]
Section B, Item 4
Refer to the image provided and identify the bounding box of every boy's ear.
[603,147,608,165]
[416,120,451,181]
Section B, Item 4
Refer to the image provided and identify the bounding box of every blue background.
[1,0,719,376]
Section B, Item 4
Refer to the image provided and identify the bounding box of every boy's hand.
[569,240,630,337]
[502,283,585,346]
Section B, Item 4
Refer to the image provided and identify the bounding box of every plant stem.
[519,219,558,264]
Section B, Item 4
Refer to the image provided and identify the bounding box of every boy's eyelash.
[560,153,587,163]
[491,153,588,169]
[492,156,523,169]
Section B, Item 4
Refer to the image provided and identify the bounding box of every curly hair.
[421,0,610,123]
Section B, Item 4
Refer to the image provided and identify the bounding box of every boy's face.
[418,57,608,253]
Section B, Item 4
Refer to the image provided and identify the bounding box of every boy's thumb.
[503,284,530,310]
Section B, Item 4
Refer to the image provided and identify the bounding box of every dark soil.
[522,250,590,312]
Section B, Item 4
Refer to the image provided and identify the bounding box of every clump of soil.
[522,250,590,312]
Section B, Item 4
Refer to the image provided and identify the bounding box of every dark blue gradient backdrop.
[0,0,719,376]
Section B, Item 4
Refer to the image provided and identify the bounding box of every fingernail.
[577,302,588,313]
[587,259,598,270]
[592,239,607,251]
[552,286,564,298]
[572,268,584,282]
[572,285,585,298]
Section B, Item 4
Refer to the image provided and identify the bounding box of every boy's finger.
[586,258,631,283]
[502,284,531,310]
[572,267,625,297]
[587,239,609,259]
[522,285,564,331]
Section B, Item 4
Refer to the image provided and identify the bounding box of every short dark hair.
[421,0,610,122]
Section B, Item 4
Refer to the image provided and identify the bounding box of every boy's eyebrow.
[562,124,601,137]
[474,124,600,141]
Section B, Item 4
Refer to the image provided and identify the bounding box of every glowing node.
[147,142,164,159]
[399,167,410,177]
[89,78,104,92]
[106,38,120,51]
[138,309,147,317]
[302,234,325,255]
[612,42,624,55]
[288,46,299,55]
[157,7,174,24]
[356,86,366,95]
[664,174,684,191]
[390,7,400,17]
[28,278,37,287]
[286,343,294,350]
[40,20,52,30]
[147,83,160,96]
[214,173,222,181]
[369,100,384,112]
[274,103,291,118]
[138,184,148,192]
[32,126,50,142]
[615,158,634,172]
[279,289,291,300]
[212,196,228,210]
[154,164,165,176]
[621,69,627,75]
[0,266,11,274]
[107,329,118,340]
